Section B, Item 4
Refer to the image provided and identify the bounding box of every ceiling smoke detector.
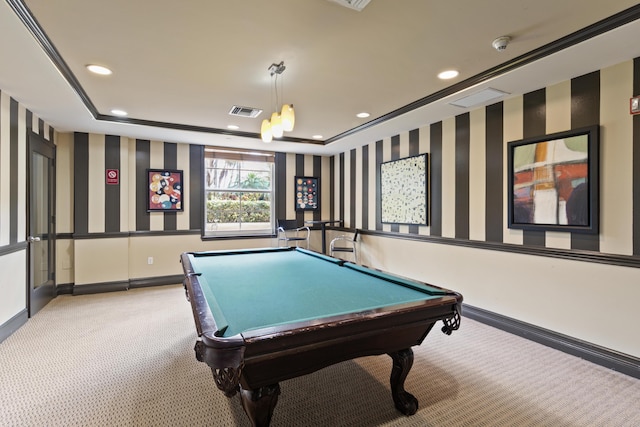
[492,36,511,52]
[328,0,372,12]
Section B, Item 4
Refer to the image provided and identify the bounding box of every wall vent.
[328,0,372,12]
[228,106,262,118]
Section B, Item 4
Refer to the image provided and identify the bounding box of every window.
[204,149,275,237]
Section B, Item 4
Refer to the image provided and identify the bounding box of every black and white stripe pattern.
[333,62,640,262]
[70,135,331,236]
[0,93,51,250]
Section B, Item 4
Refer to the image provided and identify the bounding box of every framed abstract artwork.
[507,125,599,233]
[380,153,428,225]
[147,169,184,212]
[295,176,319,211]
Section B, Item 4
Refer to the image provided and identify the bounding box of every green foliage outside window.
[206,196,271,224]
[204,157,274,234]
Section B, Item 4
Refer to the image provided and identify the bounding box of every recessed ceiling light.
[356,112,370,118]
[227,125,239,130]
[86,64,112,75]
[111,109,128,116]
[312,135,323,139]
[438,70,459,80]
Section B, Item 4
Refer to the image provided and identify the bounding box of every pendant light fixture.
[261,61,295,143]
[281,103,295,132]
[260,118,273,143]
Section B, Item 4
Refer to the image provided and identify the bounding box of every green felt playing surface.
[188,248,444,337]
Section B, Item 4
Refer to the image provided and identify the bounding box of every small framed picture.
[147,169,184,212]
[295,176,319,211]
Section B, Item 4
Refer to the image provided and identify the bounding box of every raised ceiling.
[1,0,640,155]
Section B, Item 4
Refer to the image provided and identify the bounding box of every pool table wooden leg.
[389,348,418,415]
[239,384,281,427]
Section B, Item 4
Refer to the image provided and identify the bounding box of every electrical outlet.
[147,257,153,265]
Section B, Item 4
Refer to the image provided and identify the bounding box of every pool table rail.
[181,254,248,397]
[238,294,460,382]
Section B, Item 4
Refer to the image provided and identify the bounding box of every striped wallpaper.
[334,60,640,259]
[69,135,334,237]
[0,91,53,248]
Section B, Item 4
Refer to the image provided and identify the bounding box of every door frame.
[27,131,56,316]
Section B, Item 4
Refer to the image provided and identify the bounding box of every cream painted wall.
[55,239,74,284]
[367,143,376,231]
[502,96,524,245]
[74,238,129,285]
[55,132,73,234]
[127,138,137,232]
[321,156,331,223]
[600,61,634,255]
[149,140,166,231]
[358,234,640,358]
[52,132,79,285]
[0,251,27,324]
[88,133,106,233]
[0,92,11,246]
[16,106,26,243]
[120,137,131,232]
[418,125,430,236]
[441,118,456,238]
[284,153,297,221]
[127,235,274,279]
[544,80,572,250]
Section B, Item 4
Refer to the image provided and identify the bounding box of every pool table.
[180,247,462,426]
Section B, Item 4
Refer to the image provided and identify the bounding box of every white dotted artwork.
[380,153,428,225]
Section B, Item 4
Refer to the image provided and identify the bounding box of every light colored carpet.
[0,285,638,426]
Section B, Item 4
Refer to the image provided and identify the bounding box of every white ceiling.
[1,0,640,155]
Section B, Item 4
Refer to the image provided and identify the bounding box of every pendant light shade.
[262,61,295,142]
[270,112,283,138]
[281,104,295,132]
[260,119,273,143]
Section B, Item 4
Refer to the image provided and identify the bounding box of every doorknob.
[27,236,41,243]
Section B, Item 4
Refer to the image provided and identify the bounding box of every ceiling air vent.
[228,106,262,118]
[449,88,509,109]
[328,0,372,12]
